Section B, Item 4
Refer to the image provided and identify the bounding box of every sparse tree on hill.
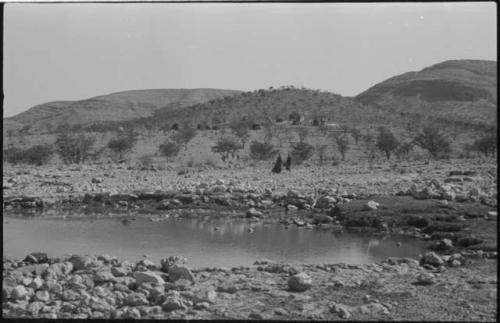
[316,144,328,165]
[376,127,399,160]
[395,142,414,160]
[229,119,251,148]
[291,141,315,164]
[471,133,497,157]
[249,141,277,160]
[172,124,197,151]
[350,127,361,144]
[413,126,451,159]
[333,133,349,161]
[212,137,241,162]
[297,126,309,143]
[55,132,95,164]
[108,136,135,160]
[159,140,180,162]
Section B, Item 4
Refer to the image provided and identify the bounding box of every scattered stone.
[330,302,351,318]
[363,200,379,210]
[246,208,264,218]
[288,272,312,292]
[35,290,50,302]
[168,265,195,283]
[420,252,444,267]
[134,271,165,286]
[413,273,436,285]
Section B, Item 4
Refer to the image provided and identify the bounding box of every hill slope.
[355,60,497,126]
[4,89,241,133]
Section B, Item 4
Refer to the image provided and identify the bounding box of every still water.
[3,213,425,268]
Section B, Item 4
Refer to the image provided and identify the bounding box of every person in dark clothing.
[284,154,292,171]
[272,154,282,173]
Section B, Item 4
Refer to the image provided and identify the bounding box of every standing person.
[284,154,292,171]
[272,154,282,173]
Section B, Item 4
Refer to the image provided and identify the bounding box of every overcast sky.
[3,2,497,117]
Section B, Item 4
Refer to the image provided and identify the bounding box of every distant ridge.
[4,88,241,132]
[355,59,497,126]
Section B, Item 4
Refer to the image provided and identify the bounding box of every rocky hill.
[4,89,241,133]
[355,60,497,127]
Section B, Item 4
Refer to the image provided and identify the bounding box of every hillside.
[355,60,497,126]
[4,89,241,133]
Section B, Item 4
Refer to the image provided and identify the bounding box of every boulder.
[94,271,116,283]
[413,273,436,285]
[168,265,195,283]
[126,292,150,306]
[23,252,49,264]
[111,266,130,277]
[134,271,165,286]
[246,208,264,218]
[330,302,351,319]
[12,285,29,300]
[35,290,50,302]
[67,255,93,271]
[420,252,444,267]
[363,200,379,211]
[315,196,337,209]
[288,273,312,292]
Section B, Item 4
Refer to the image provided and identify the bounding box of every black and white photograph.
[2,2,497,321]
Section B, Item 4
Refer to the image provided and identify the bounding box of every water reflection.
[3,212,426,268]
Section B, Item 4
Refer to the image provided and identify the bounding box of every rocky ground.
[2,158,497,320]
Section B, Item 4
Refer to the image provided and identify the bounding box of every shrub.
[395,142,414,160]
[413,126,451,159]
[376,127,399,160]
[229,120,251,148]
[212,137,241,161]
[55,133,95,164]
[3,144,53,165]
[289,111,302,125]
[333,134,349,161]
[350,127,361,144]
[137,154,155,169]
[290,141,315,164]
[249,141,277,160]
[471,134,497,157]
[172,124,197,150]
[159,140,180,162]
[108,137,134,160]
[316,144,328,165]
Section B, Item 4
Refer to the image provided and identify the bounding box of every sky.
[3,2,497,117]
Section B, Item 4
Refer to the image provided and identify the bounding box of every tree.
[363,133,377,167]
[229,120,251,148]
[333,133,349,161]
[471,134,497,157]
[296,126,309,143]
[376,127,399,160]
[108,137,134,160]
[395,142,414,160]
[212,137,241,162]
[316,144,328,165]
[249,141,277,160]
[55,132,95,164]
[350,127,361,144]
[290,141,315,164]
[289,111,301,125]
[159,140,180,162]
[172,124,197,150]
[3,144,53,165]
[413,126,451,159]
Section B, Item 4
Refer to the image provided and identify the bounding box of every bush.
[413,126,451,159]
[229,120,251,148]
[395,142,414,160]
[172,124,197,150]
[376,127,399,160]
[108,137,134,160]
[55,133,95,164]
[212,137,241,161]
[334,134,349,160]
[471,134,497,157]
[137,154,155,169]
[159,140,180,162]
[290,141,314,164]
[3,144,53,165]
[249,141,277,160]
